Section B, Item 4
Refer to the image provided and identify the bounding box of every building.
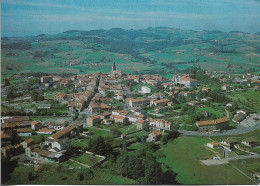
[111,115,127,124]
[151,99,170,107]
[41,76,53,83]
[222,85,233,91]
[37,128,54,135]
[141,86,151,94]
[241,139,260,147]
[1,131,13,147]
[149,119,172,130]
[206,142,220,149]
[51,138,71,151]
[31,121,42,131]
[173,74,198,88]
[17,128,33,136]
[136,119,148,130]
[147,131,164,142]
[221,139,238,148]
[21,138,35,148]
[232,110,247,124]
[87,115,101,126]
[49,125,76,140]
[196,118,229,132]
[128,98,150,108]
[1,145,15,158]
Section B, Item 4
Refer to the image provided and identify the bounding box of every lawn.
[157,136,255,184]
[87,127,114,138]
[73,154,103,167]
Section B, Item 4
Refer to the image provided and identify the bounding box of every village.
[1,62,260,184]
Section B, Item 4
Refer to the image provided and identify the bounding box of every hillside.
[2,27,260,78]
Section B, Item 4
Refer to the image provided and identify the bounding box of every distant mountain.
[1,27,260,76]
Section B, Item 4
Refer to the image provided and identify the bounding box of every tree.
[110,127,122,135]
[88,136,113,156]
[4,78,10,86]
[77,172,84,181]
[7,88,15,101]
[160,135,167,145]
[27,172,33,181]
[83,169,94,180]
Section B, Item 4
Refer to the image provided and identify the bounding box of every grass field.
[227,90,260,112]
[7,164,136,185]
[157,136,255,184]
[73,154,103,167]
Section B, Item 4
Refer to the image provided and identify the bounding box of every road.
[201,154,260,166]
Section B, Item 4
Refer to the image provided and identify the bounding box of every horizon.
[2,26,259,38]
[2,0,260,37]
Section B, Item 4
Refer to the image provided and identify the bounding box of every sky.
[2,0,260,37]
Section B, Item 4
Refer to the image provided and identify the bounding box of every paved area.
[201,154,260,166]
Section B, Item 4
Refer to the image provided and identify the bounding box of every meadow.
[157,136,255,185]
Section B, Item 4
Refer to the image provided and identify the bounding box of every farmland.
[2,28,260,81]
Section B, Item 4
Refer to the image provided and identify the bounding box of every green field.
[157,136,255,184]
[73,154,103,167]
[2,28,260,77]
[227,90,260,112]
[7,164,136,185]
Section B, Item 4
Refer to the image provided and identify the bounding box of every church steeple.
[112,61,116,72]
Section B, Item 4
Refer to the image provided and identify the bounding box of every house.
[201,97,213,102]
[147,131,164,142]
[232,110,247,124]
[1,116,31,127]
[221,139,238,148]
[54,92,67,102]
[149,118,172,130]
[17,128,33,136]
[87,115,101,126]
[14,144,24,155]
[206,142,220,149]
[141,86,151,94]
[1,145,15,158]
[49,125,76,140]
[136,119,148,130]
[41,76,53,83]
[21,138,35,148]
[196,118,229,132]
[155,107,167,113]
[37,128,54,135]
[51,138,71,151]
[151,99,170,107]
[241,139,260,147]
[202,87,211,92]
[222,85,233,91]
[27,148,65,163]
[188,100,199,106]
[1,131,13,147]
[173,74,198,88]
[128,98,150,108]
[31,121,42,131]
[111,115,127,124]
